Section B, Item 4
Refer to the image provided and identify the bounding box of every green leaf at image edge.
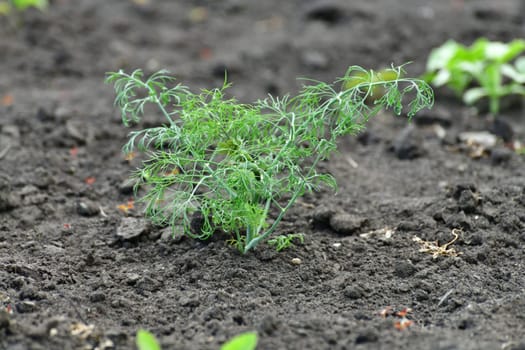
[136,330,161,350]
[10,0,47,10]
[221,332,258,350]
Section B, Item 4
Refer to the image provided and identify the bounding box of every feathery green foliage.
[107,65,433,253]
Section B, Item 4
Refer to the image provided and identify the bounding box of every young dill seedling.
[107,65,433,253]
[268,233,304,252]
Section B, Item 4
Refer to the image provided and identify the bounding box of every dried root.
[413,228,462,258]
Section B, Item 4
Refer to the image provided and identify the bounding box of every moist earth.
[1,1,525,349]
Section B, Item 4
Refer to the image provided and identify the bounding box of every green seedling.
[136,329,161,350]
[268,233,304,251]
[107,65,433,253]
[424,38,525,115]
[135,330,258,350]
[0,0,47,15]
[221,332,258,350]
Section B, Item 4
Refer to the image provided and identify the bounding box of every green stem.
[155,97,175,125]
[122,70,176,125]
[243,104,340,253]
[489,96,499,116]
[243,187,304,253]
[244,196,273,248]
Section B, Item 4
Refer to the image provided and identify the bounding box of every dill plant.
[107,65,433,253]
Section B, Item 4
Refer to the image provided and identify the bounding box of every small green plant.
[267,233,304,251]
[136,329,161,350]
[221,332,258,350]
[424,38,525,115]
[0,0,47,15]
[135,330,258,350]
[107,65,433,253]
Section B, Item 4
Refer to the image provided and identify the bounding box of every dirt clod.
[329,213,367,235]
[391,124,425,160]
[116,217,149,240]
[457,189,480,213]
[0,311,11,330]
[355,329,378,344]
[393,261,417,278]
[491,147,514,165]
[304,1,344,24]
[76,201,100,217]
[16,301,38,313]
[343,285,365,299]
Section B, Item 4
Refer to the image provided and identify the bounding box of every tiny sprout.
[136,329,161,350]
[268,233,304,251]
[221,332,258,350]
[135,330,258,350]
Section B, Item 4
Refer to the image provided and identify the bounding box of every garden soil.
[1,0,525,349]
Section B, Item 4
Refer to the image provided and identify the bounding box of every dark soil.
[1,1,525,349]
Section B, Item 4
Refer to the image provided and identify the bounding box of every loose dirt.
[1,1,524,349]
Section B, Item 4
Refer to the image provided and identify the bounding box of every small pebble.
[458,131,497,148]
[488,118,513,142]
[343,285,365,299]
[355,329,378,344]
[394,261,417,278]
[291,258,302,265]
[391,124,425,160]
[89,292,106,303]
[126,273,141,286]
[490,147,513,165]
[77,201,99,217]
[16,301,37,313]
[118,179,136,195]
[304,0,344,23]
[36,108,55,122]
